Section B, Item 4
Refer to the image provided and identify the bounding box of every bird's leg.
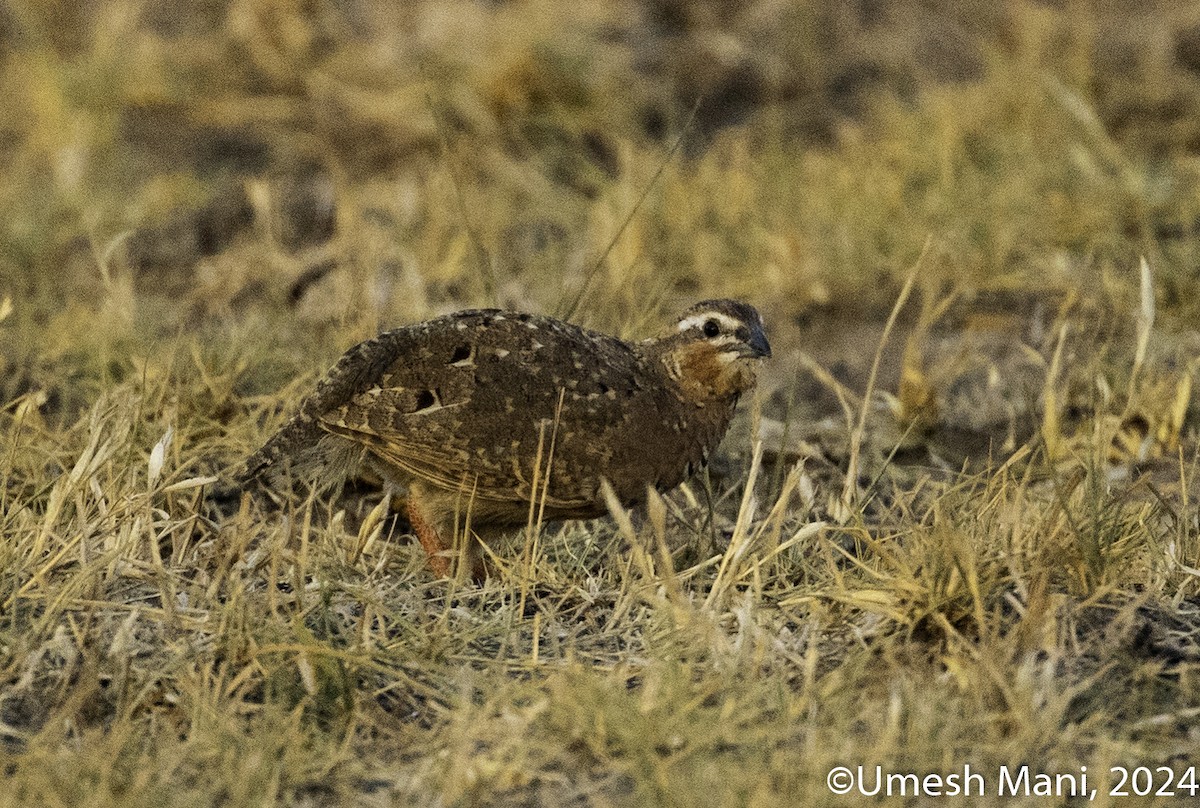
[452,484,488,583]
[405,494,452,578]
[470,553,487,584]
[463,533,487,583]
[447,514,487,583]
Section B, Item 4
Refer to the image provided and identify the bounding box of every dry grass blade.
[704,441,765,610]
[1042,322,1069,462]
[1127,255,1155,402]
[423,88,497,305]
[839,242,926,520]
[560,96,703,321]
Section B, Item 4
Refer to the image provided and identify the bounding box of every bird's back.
[242,309,736,517]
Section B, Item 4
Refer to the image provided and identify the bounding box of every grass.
[4,1,1200,805]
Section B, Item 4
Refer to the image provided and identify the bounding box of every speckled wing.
[234,317,429,487]
[315,309,661,513]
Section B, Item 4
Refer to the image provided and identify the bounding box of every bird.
[235,299,771,579]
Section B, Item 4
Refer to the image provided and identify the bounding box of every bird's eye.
[702,319,720,338]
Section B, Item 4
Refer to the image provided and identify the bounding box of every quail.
[236,299,771,578]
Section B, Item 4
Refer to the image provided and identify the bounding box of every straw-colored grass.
[4,2,1200,805]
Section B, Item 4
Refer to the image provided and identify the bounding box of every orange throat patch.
[668,341,757,401]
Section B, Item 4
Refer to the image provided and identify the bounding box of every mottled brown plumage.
[237,300,770,578]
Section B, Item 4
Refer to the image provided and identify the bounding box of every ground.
[3,2,1200,806]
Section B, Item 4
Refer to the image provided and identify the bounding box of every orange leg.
[405,496,452,578]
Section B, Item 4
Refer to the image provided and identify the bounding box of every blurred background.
[8,9,1200,801]
[4,0,1200,429]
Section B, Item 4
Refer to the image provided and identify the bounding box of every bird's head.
[652,299,771,401]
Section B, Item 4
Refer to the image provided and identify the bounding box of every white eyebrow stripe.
[676,312,743,333]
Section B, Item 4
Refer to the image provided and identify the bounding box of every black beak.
[746,327,771,359]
